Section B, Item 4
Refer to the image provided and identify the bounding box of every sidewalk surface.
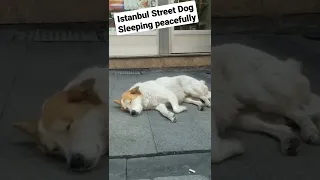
[110,153,211,180]
[109,70,211,158]
[109,70,211,179]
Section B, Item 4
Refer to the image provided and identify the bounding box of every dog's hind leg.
[168,95,188,114]
[185,87,211,107]
[234,113,300,156]
[155,104,177,123]
[183,97,205,111]
[287,110,320,145]
[212,119,245,163]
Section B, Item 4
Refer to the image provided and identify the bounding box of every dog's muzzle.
[130,110,138,116]
[69,153,94,172]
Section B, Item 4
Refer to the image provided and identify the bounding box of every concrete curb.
[109,55,211,69]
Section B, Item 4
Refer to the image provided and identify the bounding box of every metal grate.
[111,70,143,75]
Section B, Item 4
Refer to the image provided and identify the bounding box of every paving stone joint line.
[109,150,211,159]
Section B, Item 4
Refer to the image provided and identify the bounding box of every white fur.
[211,43,320,163]
[128,80,188,122]
[155,75,211,108]
[126,75,211,122]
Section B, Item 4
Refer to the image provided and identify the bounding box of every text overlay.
[113,1,199,35]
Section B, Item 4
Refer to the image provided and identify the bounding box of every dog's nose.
[131,110,137,116]
[69,153,86,170]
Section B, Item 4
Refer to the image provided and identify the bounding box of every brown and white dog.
[113,75,211,122]
[13,67,108,172]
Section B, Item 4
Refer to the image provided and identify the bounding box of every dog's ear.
[113,100,121,105]
[113,100,125,111]
[79,78,96,89]
[200,80,206,85]
[12,120,38,139]
[67,78,102,105]
[129,86,141,94]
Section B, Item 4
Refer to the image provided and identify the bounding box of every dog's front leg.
[155,104,176,123]
[212,118,244,163]
[183,97,205,111]
[168,96,188,114]
[200,96,211,108]
[288,110,320,145]
[185,87,211,107]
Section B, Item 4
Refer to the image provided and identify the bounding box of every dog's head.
[13,78,107,172]
[113,86,143,116]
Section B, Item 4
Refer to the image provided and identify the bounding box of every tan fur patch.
[41,78,103,131]
[121,91,141,102]
[115,86,142,110]
[41,91,96,130]
[114,86,142,111]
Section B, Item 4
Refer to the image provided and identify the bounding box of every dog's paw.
[198,105,205,111]
[281,136,301,156]
[179,105,188,112]
[168,112,176,123]
[301,129,320,145]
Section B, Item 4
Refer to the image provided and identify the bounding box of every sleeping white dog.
[113,75,211,122]
[211,43,320,163]
[155,75,211,110]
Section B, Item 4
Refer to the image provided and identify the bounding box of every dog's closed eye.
[51,146,61,153]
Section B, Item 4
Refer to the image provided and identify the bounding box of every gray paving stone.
[192,107,211,137]
[109,75,138,101]
[147,103,211,152]
[109,105,157,157]
[0,43,24,115]
[126,153,211,180]
[109,75,118,98]
[154,175,209,180]
[110,159,126,180]
[136,72,165,82]
[109,74,157,157]
[238,131,320,180]
[211,157,264,180]
[0,156,108,180]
